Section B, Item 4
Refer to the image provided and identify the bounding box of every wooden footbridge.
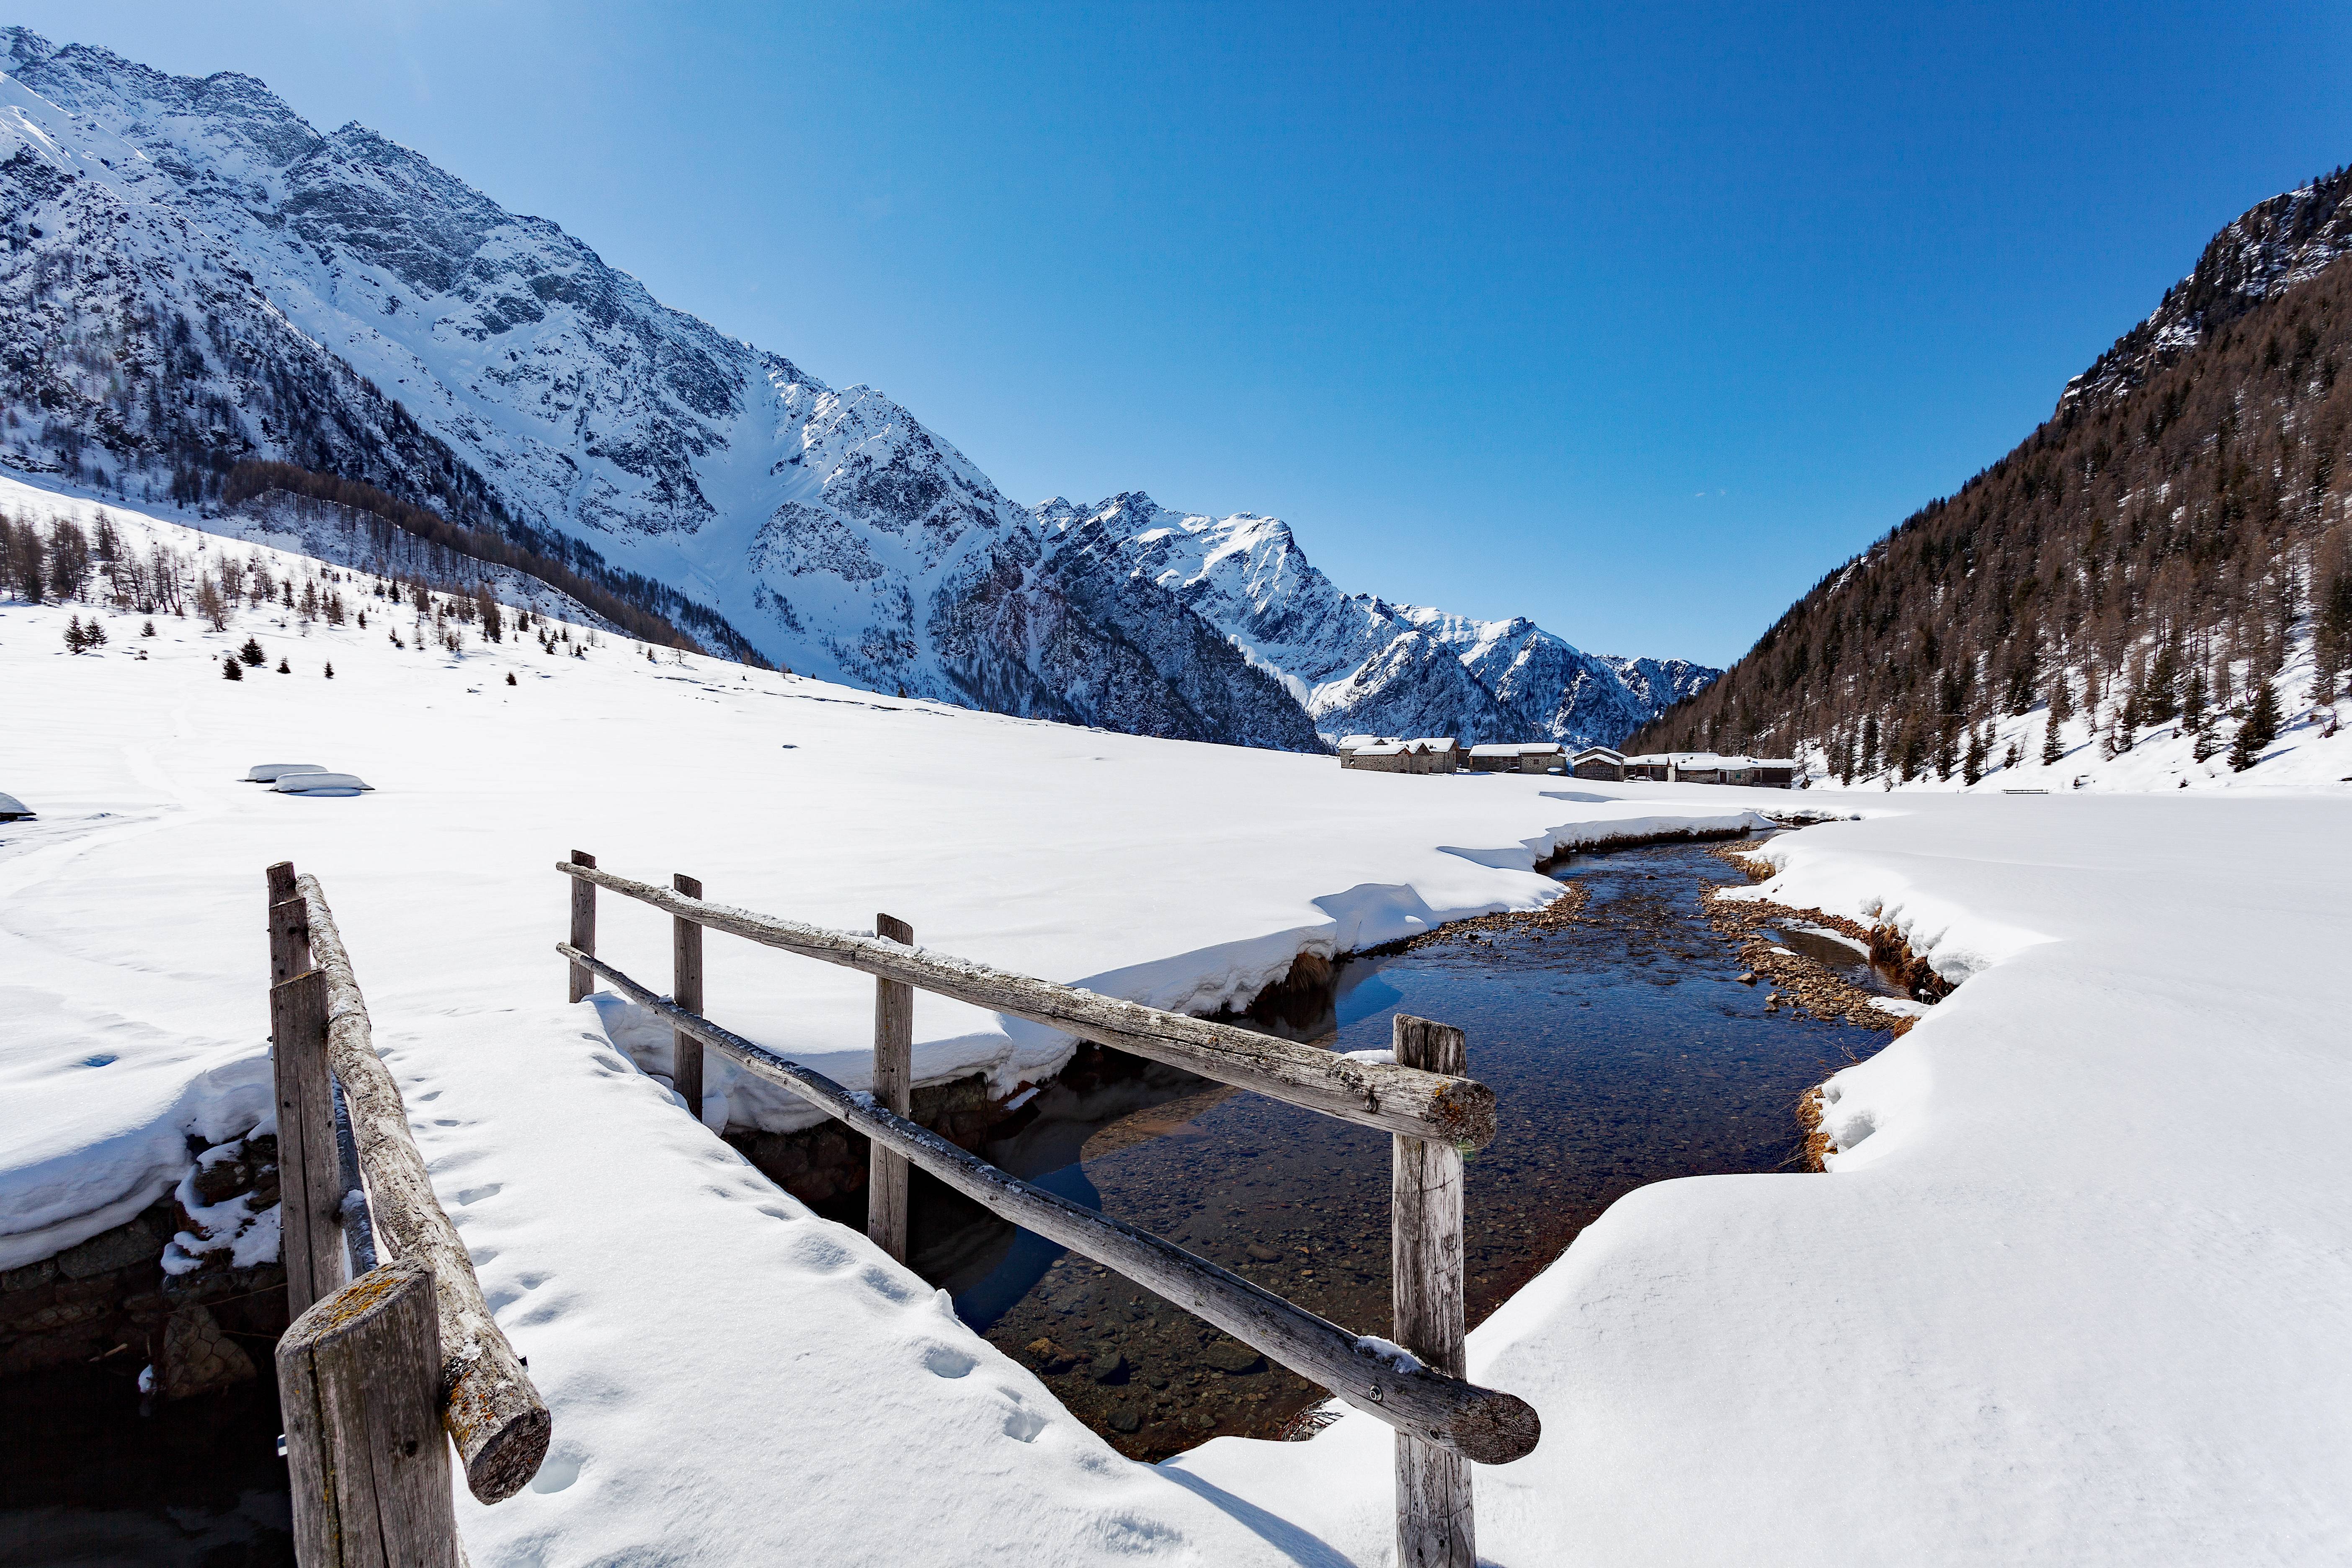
[262,853,1540,1568]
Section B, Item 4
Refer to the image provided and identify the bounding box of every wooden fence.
[266,863,549,1565]
[560,852,1537,1567]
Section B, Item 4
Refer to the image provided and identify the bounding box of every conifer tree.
[2230,677,2280,771]
[222,655,243,681]
[1963,724,1987,785]
[238,636,266,667]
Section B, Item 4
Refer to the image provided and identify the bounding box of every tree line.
[1632,201,2352,782]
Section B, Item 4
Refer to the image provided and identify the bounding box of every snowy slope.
[0,28,1704,754]
[0,28,1705,756]
[1791,611,2352,795]
[0,28,1315,749]
[1041,493,1718,746]
[6,475,2347,1563]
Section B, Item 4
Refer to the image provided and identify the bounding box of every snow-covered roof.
[247,762,327,782]
[1469,743,1563,757]
[0,791,31,818]
[1410,737,1457,753]
[1571,745,1624,761]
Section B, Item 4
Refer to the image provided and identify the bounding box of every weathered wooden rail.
[267,863,550,1565]
[559,853,1537,1566]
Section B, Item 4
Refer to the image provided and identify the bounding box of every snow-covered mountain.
[1040,494,1715,745]
[0,28,1705,750]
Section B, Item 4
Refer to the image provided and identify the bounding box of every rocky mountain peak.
[2062,165,2352,414]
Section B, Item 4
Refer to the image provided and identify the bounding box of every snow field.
[4,479,1794,1561]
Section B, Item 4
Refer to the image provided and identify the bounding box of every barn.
[1465,743,1565,775]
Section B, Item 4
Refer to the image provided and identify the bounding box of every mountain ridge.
[0,26,1710,749]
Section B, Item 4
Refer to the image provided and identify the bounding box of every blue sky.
[19,3,2352,665]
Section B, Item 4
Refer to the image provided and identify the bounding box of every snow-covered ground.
[1807,629,2352,794]
[5,476,2346,1563]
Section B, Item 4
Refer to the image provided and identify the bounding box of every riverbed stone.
[1107,1406,1142,1433]
[1200,1339,1264,1375]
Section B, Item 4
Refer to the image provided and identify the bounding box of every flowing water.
[943,837,1901,1460]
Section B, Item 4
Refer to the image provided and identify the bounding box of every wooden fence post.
[567,851,597,1003]
[867,913,914,1262]
[672,874,704,1122]
[268,861,310,981]
[1393,1013,1474,1568]
[277,1258,463,1568]
[271,860,346,1321]
[274,968,347,1320]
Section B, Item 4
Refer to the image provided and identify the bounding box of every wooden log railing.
[559,854,1538,1562]
[267,862,551,1566]
[554,859,1498,1148]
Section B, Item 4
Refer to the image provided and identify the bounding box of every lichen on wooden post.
[276,1258,463,1568]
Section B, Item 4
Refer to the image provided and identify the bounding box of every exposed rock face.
[2062,166,2352,414]
[0,27,1709,749]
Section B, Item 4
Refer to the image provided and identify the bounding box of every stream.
[939,836,1902,1461]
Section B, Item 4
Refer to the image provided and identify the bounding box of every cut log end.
[1425,1077,1497,1148]
[1440,1390,1542,1466]
[457,1401,554,1504]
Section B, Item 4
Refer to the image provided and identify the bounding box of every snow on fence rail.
[555,857,1498,1147]
[558,852,1540,1568]
[265,863,550,1566]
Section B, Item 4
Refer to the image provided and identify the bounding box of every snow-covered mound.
[1039,493,1718,747]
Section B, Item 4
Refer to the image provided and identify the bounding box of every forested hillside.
[1633,168,2352,782]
